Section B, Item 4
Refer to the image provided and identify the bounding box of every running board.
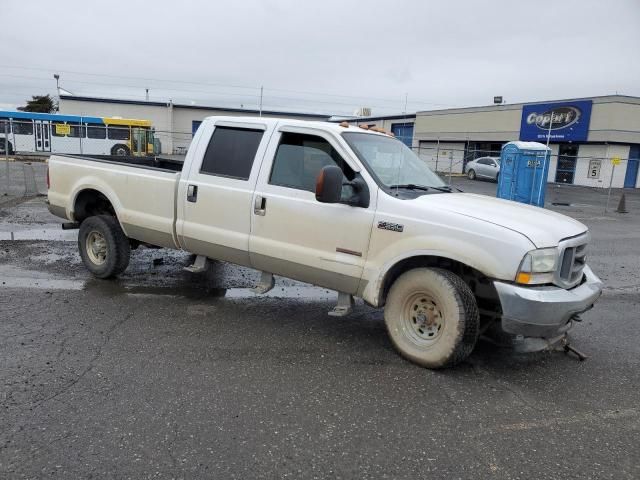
[252,271,275,294]
[328,292,354,317]
[183,255,209,273]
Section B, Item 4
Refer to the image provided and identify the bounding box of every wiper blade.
[388,183,455,193]
[429,185,454,193]
[388,183,432,191]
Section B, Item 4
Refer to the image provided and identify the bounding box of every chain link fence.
[411,144,639,189]
[1,120,637,214]
[0,160,46,200]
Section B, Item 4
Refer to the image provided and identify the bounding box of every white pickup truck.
[47,117,603,368]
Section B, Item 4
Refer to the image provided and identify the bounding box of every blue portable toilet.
[497,141,551,207]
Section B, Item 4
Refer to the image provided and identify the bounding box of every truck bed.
[55,154,184,173]
[47,154,182,249]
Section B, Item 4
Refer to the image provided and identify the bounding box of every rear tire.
[111,144,130,156]
[467,169,476,180]
[78,215,130,279]
[384,268,479,368]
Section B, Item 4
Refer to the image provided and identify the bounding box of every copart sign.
[519,100,592,142]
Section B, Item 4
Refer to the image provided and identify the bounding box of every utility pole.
[4,120,9,194]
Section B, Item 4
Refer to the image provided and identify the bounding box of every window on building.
[554,144,579,184]
[390,122,414,148]
[200,126,264,180]
[270,132,354,192]
[107,126,130,140]
[192,120,202,137]
[85,124,107,139]
[12,119,33,135]
[465,142,504,164]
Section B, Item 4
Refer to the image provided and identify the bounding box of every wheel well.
[380,255,500,312]
[74,189,116,223]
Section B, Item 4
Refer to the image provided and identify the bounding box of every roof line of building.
[59,95,331,119]
[415,94,640,117]
[330,113,416,123]
[341,94,640,122]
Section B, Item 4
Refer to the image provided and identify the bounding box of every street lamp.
[53,74,60,94]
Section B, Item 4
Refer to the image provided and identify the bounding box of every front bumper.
[493,265,603,338]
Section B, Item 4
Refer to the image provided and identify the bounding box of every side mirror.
[315,165,343,203]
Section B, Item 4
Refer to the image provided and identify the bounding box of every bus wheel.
[111,144,130,156]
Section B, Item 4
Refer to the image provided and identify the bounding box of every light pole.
[53,74,60,95]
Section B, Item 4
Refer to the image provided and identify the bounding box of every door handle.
[187,184,198,203]
[254,195,267,216]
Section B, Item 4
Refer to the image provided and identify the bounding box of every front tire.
[467,169,476,180]
[384,268,479,368]
[78,215,130,279]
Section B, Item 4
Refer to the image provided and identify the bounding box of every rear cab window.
[200,126,264,180]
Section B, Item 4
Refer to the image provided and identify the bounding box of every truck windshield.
[342,132,446,190]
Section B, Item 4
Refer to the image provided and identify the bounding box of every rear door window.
[200,126,264,180]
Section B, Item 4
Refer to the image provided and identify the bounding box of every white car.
[46,117,602,369]
[466,156,500,181]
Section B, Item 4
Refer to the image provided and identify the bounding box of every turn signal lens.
[515,248,559,285]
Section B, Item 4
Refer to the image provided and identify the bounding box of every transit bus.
[0,111,156,156]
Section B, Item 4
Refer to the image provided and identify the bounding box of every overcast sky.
[1,0,639,116]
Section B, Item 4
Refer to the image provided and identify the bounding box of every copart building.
[344,95,640,189]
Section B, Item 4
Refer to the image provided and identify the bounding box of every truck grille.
[556,234,588,289]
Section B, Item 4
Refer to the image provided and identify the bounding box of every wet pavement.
[1,190,639,479]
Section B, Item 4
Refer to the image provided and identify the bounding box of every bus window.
[52,122,81,137]
[13,119,33,135]
[86,124,106,139]
[0,119,10,133]
[108,126,130,140]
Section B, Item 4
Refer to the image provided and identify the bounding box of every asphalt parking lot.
[1,181,639,479]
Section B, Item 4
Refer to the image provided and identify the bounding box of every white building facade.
[58,96,330,155]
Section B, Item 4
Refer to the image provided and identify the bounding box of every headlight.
[515,248,558,285]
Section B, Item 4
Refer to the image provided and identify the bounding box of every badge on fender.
[377,221,404,233]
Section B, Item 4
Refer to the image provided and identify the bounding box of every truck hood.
[415,193,587,248]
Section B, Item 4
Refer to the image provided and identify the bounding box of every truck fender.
[69,178,128,234]
[361,246,510,308]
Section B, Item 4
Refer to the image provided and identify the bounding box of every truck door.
[249,128,376,294]
[178,120,272,267]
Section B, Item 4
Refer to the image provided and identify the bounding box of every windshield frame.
[341,131,447,194]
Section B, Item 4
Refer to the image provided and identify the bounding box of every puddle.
[115,284,335,301]
[0,224,77,241]
[0,264,337,301]
[0,265,84,290]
